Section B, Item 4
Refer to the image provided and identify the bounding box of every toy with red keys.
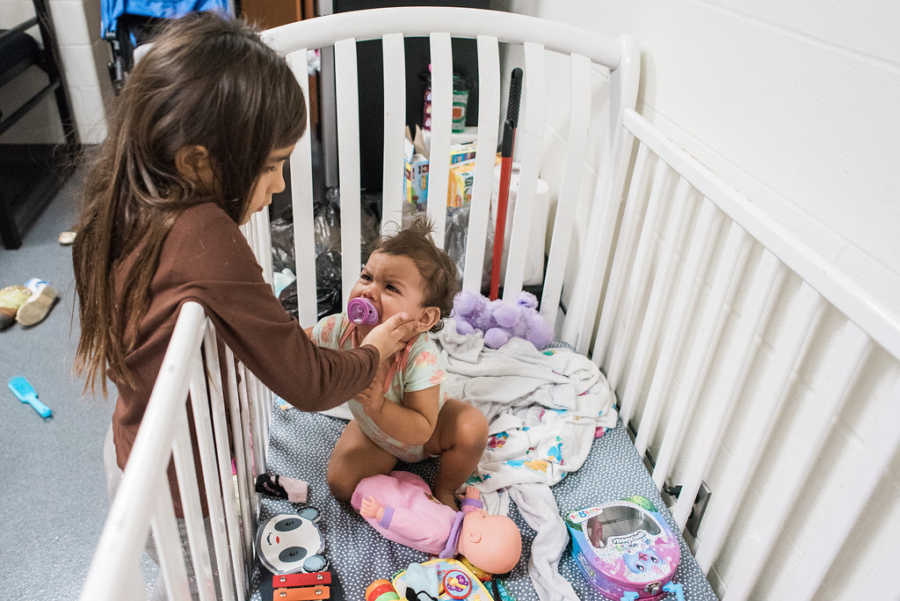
[272,571,331,600]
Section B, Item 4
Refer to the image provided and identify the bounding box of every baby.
[310,218,488,507]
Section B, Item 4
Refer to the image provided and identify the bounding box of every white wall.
[0,0,111,144]
[493,1,900,600]
[497,0,900,343]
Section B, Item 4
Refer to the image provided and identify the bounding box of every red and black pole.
[489,67,523,300]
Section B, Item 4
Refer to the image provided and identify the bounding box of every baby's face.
[351,252,433,333]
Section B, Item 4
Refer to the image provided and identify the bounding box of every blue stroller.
[102,0,231,92]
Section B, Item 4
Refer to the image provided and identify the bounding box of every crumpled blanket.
[433,320,618,600]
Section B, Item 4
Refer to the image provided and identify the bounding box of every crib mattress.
[251,407,719,601]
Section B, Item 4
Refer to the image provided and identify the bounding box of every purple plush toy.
[451,290,553,350]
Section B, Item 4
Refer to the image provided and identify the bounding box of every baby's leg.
[423,399,489,508]
[327,420,397,502]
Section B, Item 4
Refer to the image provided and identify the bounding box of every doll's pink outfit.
[351,471,482,557]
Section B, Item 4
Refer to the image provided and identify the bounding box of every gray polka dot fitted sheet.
[250,407,719,601]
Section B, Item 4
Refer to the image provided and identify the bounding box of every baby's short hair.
[373,217,459,332]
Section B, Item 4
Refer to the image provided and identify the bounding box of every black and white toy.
[256,508,327,574]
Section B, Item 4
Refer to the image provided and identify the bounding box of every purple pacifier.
[347,297,379,325]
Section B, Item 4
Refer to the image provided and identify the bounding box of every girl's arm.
[167,204,416,412]
[359,384,441,446]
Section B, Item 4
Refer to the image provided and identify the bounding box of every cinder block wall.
[0,0,111,144]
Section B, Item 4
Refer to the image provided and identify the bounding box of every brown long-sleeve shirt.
[110,202,377,509]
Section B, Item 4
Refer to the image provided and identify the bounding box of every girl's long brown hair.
[73,13,306,394]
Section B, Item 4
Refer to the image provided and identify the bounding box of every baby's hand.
[360,496,384,521]
[355,360,389,413]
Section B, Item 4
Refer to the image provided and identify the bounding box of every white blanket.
[434,321,618,601]
[435,320,618,491]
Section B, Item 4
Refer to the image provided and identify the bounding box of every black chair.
[0,0,79,249]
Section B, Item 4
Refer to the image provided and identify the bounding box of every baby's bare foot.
[433,488,459,510]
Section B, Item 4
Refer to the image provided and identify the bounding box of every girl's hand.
[355,360,388,413]
[360,312,418,361]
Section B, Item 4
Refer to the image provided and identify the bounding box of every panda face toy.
[256,508,327,574]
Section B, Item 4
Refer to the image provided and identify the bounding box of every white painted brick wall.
[496,1,900,599]
[1,0,110,144]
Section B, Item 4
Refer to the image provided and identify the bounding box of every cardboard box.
[403,125,477,207]
[448,159,476,208]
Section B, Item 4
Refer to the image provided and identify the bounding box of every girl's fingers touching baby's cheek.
[384,312,411,328]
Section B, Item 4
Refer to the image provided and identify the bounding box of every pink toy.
[348,297,380,325]
[566,496,682,600]
[451,290,553,350]
[351,471,522,575]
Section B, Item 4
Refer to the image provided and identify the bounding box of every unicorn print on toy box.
[566,496,681,600]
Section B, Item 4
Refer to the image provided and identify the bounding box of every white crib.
[80,7,900,601]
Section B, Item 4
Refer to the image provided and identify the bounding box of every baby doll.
[352,471,522,575]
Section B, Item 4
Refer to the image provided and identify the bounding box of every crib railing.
[79,302,269,601]
[585,107,900,600]
[261,7,639,325]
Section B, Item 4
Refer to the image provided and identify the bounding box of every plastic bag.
[444,205,468,281]
[315,249,342,319]
[277,250,343,321]
[270,217,295,274]
[314,189,341,255]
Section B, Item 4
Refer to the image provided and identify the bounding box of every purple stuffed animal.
[451,290,553,350]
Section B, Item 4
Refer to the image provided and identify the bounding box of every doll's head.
[457,509,522,574]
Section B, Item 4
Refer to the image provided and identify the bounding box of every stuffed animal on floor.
[452,290,553,350]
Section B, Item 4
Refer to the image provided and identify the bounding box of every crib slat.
[224,346,254,563]
[239,221,255,263]
[652,222,753,489]
[540,53,591,326]
[335,38,362,304]
[286,49,318,327]
[249,213,266,277]
[590,144,652,371]
[381,33,406,234]
[694,283,826,573]
[502,42,545,300]
[238,222,251,265]
[203,329,247,598]
[601,155,669,386]
[672,250,787,530]
[797,375,900,600]
[150,473,192,601]
[244,365,267,474]
[236,362,260,521]
[634,199,722,457]
[255,209,273,285]
[462,35,500,293]
[724,324,872,601]
[125,559,148,601]
[171,402,216,601]
[426,32,452,248]
[189,354,237,601]
[618,175,694,425]
[254,375,270,466]
[560,131,632,352]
